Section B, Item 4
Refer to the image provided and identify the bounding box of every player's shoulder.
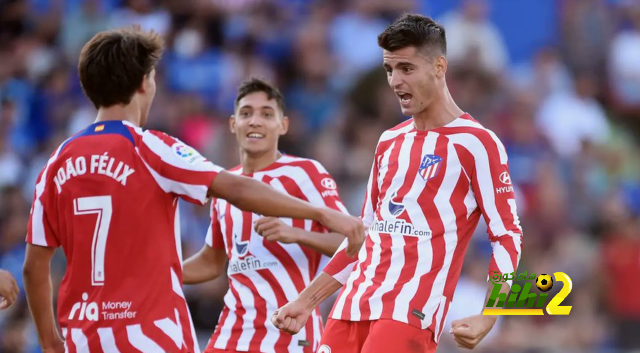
[273,155,340,193]
[276,154,330,176]
[444,113,492,136]
[378,118,415,143]
[119,120,192,148]
[227,165,243,174]
[445,114,507,153]
[133,125,208,162]
[57,121,138,153]
[135,126,180,147]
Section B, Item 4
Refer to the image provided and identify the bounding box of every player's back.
[28,120,220,352]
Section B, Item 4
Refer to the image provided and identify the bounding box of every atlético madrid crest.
[418,154,443,181]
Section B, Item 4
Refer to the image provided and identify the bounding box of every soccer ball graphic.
[536,274,553,292]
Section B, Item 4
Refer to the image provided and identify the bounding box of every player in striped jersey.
[273,14,523,353]
[22,29,364,353]
[183,78,349,353]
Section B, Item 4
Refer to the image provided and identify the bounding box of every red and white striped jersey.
[205,155,348,353]
[27,120,222,353]
[323,114,523,342]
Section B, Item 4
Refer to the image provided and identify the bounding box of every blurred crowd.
[1,0,640,352]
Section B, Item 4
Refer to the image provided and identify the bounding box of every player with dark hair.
[273,14,522,353]
[183,77,349,353]
[22,28,363,353]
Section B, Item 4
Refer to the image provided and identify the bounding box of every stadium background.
[1,0,640,352]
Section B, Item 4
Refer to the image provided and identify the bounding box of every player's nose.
[388,70,404,88]
[248,114,263,127]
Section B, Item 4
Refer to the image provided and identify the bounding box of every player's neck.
[95,103,143,127]
[240,149,282,174]
[412,85,464,131]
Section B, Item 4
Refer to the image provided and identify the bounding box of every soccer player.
[22,28,363,353]
[272,14,523,353]
[0,269,19,309]
[182,78,348,353]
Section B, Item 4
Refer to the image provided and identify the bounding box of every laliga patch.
[173,143,205,164]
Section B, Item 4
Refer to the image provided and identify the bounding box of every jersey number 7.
[73,196,113,287]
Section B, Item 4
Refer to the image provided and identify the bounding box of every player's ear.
[279,116,289,136]
[138,76,147,93]
[139,70,154,93]
[229,115,236,133]
[435,56,447,78]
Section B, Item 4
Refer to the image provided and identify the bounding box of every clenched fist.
[0,269,19,310]
[254,217,301,244]
[271,300,313,335]
[450,315,497,349]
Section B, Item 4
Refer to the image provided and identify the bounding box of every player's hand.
[450,315,497,349]
[271,300,312,335]
[0,269,19,310]
[254,217,300,244]
[319,209,364,257]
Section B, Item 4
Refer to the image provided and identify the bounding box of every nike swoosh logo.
[379,161,397,170]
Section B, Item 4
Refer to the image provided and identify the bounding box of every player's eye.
[385,68,392,76]
[239,111,250,118]
[263,112,273,118]
[403,66,413,74]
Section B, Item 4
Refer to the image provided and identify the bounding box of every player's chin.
[399,106,416,116]
[242,143,269,156]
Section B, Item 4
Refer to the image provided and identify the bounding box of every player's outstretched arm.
[272,272,343,335]
[0,269,19,309]
[254,217,345,256]
[209,171,364,257]
[183,245,227,284]
[23,244,64,353]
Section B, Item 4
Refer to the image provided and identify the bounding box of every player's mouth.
[396,92,413,107]
[246,132,265,140]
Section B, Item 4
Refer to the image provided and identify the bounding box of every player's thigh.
[318,319,371,353]
[361,319,437,353]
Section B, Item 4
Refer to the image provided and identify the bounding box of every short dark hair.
[378,14,446,57]
[78,26,164,109]
[235,77,286,113]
